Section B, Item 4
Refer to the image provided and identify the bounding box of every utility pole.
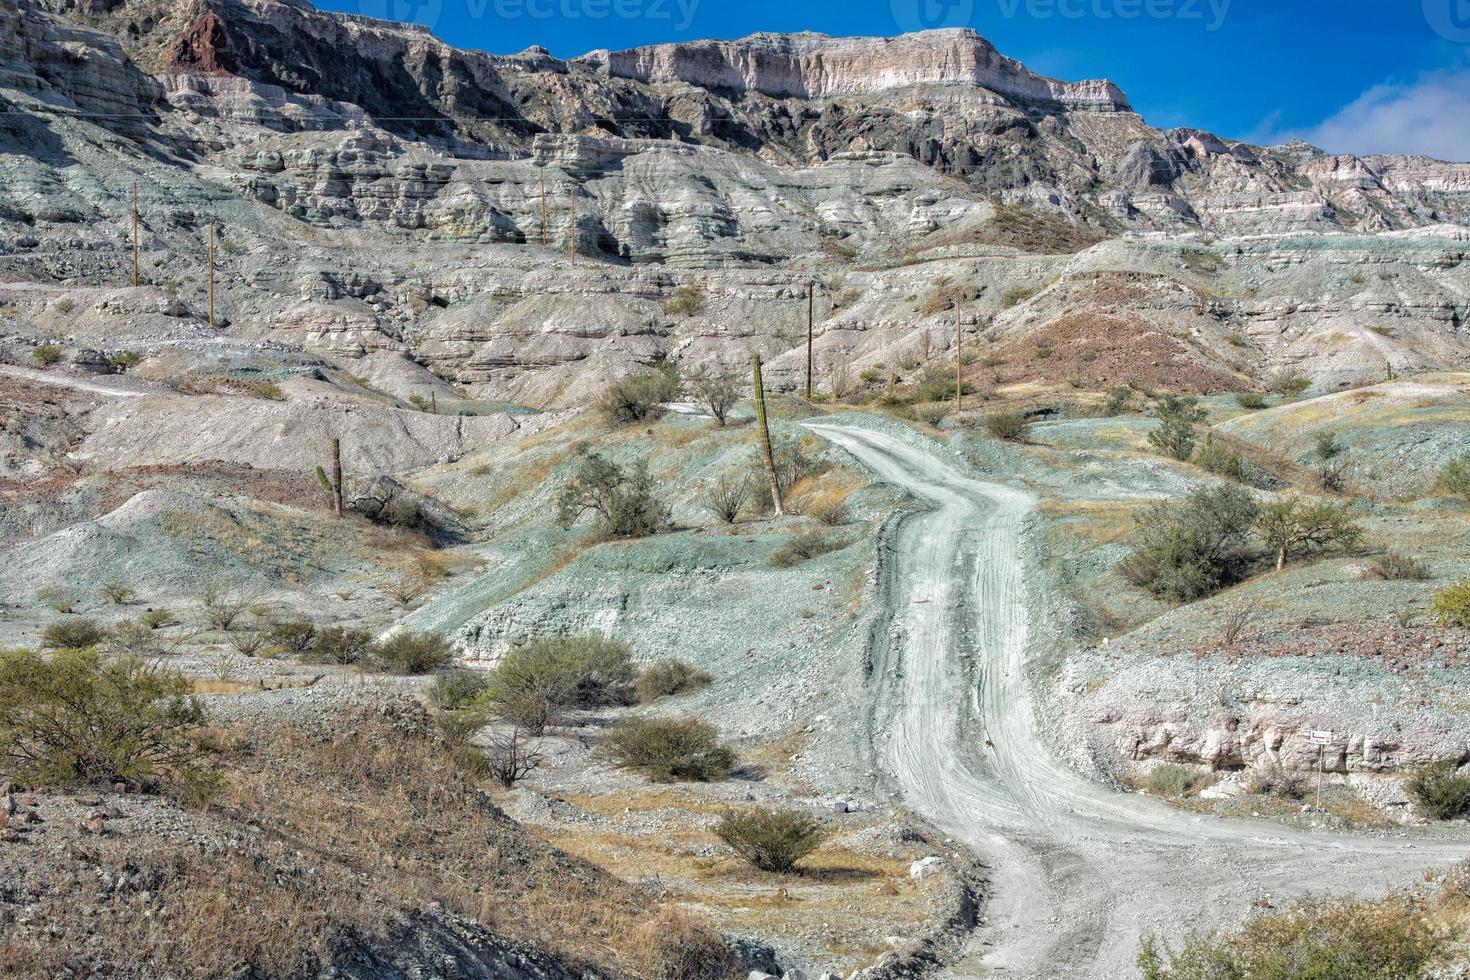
[954,302,964,412]
[567,191,576,266]
[131,181,140,288]
[805,278,814,401]
[206,221,216,328]
[752,353,783,517]
[539,172,547,246]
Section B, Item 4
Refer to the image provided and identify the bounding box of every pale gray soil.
[805,421,1470,979]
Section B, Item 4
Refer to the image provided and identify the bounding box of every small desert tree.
[479,635,637,735]
[556,451,671,537]
[1255,497,1363,571]
[1148,395,1208,461]
[1120,484,1261,601]
[687,361,741,425]
[714,807,825,872]
[598,367,680,426]
[1436,455,1470,503]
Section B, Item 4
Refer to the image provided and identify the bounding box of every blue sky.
[320,0,1470,159]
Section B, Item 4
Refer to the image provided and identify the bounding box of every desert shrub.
[1138,895,1450,980]
[1120,484,1261,602]
[250,381,285,401]
[426,668,490,710]
[41,618,107,650]
[1245,763,1309,800]
[196,584,260,631]
[0,649,216,798]
[803,497,849,526]
[1191,435,1246,481]
[636,659,713,703]
[1103,387,1133,416]
[480,724,543,788]
[99,582,134,604]
[1235,392,1267,410]
[1436,455,1470,503]
[1145,763,1210,798]
[686,361,741,425]
[1255,497,1364,571]
[31,343,63,366]
[770,530,840,567]
[1406,761,1470,820]
[916,403,950,427]
[1148,395,1207,461]
[1001,283,1041,308]
[603,716,735,782]
[714,807,825,872]
[981,411,1030,442]
[228,630,269,657]
[663,283,704,316]
[556,451,671,538]
[108,349,143,371]
[140,608,175,630]
[598,367,679,426]
[1363,552,1431,581]
[369,631,453,675]
[1267,372,1312,396]
[481,635,637,734]
[306,625,375,665]
[630,906,739,980]
[1314,432,1345,461]
[266,618,318,655]
[702,472,750,524]
[1431,580,1470,627]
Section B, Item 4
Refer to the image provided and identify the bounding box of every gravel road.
[806,421,1469,979]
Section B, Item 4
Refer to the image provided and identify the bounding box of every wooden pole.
[540,170,552,245]
[567,191,576,266]
[131,182,139,288]
[206,222,215,328]
[805,279,814,401]
[752,353,783,517]
[954,302,963,412]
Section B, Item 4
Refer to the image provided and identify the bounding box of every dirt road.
[806,421,1468,978]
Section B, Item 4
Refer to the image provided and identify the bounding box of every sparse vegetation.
[1244,763,1309,801]
[1192,435,1246,481]
[30,343,63,366]
[196,584,260,631]
[1255,497,1363,571]
[1267,372,1312,396]
[1104,387,1134,416]
[250,381,286,401]
[981,411,1030,442]
[1235,392,1267,410]
[714,807,826,872]
[1148,395,1207,461]
[369,631,454,675]
[770,529,841,567]
[1363,552,1431,581]
[425,668,490,710]
[1405,760,1470,820]
[1138,895,1454,980]
[1431,580,1470,628]
[1121,484,1260,602]
[686,360,741,425]
[41,618,107,650]
[603,716,735,782]
[1001,283,1041,308]
[635,658,713,703]
[1146,763,1211,798]
[266,618,318,656]
[98,582,134,604]
[304,625,375,665]
[480,635,637,734]
[663,283,705,316]
[701,471,751,524]
[598,366,680,426]
[0,649,217,799]
[108,349,143,371]
[556,451,671,538]
[1436,455,1470,503]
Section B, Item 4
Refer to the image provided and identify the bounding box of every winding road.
[805,422,1468,979]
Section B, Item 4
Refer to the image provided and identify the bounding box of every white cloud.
[1256,69,1470,162]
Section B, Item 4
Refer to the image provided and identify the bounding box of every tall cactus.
[314,436,344,517]
[752,353,783,517]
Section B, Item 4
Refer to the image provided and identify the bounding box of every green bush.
[0,649,217,799]
[426,668,491,710]
[30,343,63,366]
[603,716,735,782]
[1405,760,1470,820]
[663,283,704,316]
[1267,372,1312,396]
[981,411,1030,442]
[714,807,825,872]
[598,367,680,426]
[556,451,671,538]
[1431,580,1470,627]
[770,530,840,567]
[1146,763,1211,798]
[1138,896,1449,980]
[370,631,454,675]
[41,618,107,650]
[1191,436,1246,481]
[1436,455,1470,503]
[1234,392,1267,410]
[1120,485,1261,602]
[636,659,713,703]
[1255,497,1363,571]
[1103,387,1133,416]
[305,626,375,665]
[1363,552,1431,581]
[481,635,637,734]
[266,618,318,656]
[1148,395,1207,461]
